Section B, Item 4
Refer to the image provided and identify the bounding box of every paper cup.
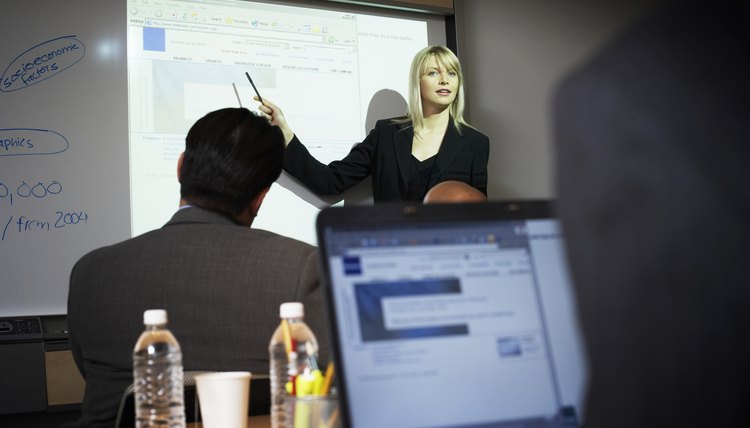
[195,371,251,428]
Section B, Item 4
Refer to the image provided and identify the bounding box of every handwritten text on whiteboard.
[0,128,69,156]
[1,35,85,92]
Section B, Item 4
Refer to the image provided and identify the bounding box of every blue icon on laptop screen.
[343,256,362,275]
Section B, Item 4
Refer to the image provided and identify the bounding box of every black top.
[407,154,438,201]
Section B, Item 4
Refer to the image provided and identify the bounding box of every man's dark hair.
[179,107,284,216]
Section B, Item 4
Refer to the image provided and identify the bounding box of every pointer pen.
[231,82,243,107]
[245,71,263,104]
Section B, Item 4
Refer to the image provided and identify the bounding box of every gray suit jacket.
[66,206,327,428]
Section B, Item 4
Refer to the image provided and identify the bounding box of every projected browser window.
[126,0,428,238]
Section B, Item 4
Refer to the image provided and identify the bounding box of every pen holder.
[283,394,340,428]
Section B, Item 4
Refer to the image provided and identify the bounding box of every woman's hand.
[256,96,294,146]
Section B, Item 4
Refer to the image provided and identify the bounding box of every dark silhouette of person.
[554,1,750,427]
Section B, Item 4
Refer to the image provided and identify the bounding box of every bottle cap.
[143,309,168,325]
[279,302,304,318]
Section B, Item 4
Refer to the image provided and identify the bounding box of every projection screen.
[127,0,447,243]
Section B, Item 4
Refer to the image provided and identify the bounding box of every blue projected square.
[143,27,166,52]
[343,256,362,275]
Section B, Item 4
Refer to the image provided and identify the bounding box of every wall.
[455,0,657,199]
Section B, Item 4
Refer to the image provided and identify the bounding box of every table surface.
[187,414,270,428]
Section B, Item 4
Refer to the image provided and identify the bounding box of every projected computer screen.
[127,0,439,243]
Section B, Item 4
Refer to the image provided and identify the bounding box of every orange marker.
[320,362,335,396]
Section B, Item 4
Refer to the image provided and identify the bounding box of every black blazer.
[283,117,489,202]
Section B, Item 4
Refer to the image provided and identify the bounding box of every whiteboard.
[0,1,130,317]
[0,0,446,317]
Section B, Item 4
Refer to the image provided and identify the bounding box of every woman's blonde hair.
[395,45,470,135]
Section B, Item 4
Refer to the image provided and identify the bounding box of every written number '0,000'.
[0,180,63,206]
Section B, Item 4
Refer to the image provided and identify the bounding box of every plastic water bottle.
[269,302,319,428]
[133,309,185,428]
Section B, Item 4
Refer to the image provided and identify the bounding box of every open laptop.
[316,200,586,428]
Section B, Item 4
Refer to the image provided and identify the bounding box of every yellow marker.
[294,370,323,428]
[295,368,323,397]
[281,318,293,356]
[294,368,323,397]
[294,399,312,428]
[318,363,335,396]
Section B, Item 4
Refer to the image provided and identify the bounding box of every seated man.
[423,180,488,204]
[66,108,327,427]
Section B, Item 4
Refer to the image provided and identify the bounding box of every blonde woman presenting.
[257,45,489,202]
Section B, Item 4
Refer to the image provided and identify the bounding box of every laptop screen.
[317,202,585,428]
